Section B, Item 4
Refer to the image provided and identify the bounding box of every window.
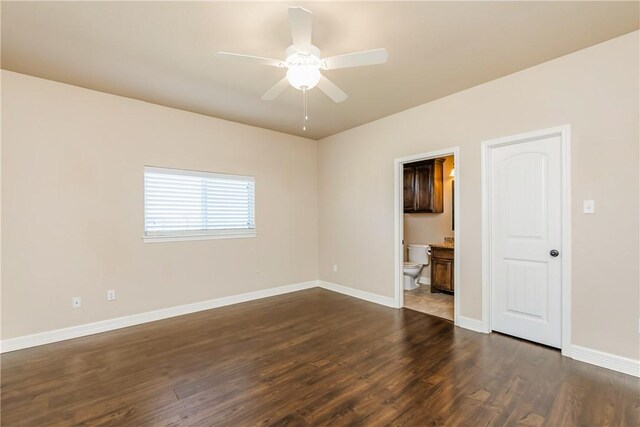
[144,167,255,242]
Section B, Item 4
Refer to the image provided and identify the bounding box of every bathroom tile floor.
[404,285,454,321]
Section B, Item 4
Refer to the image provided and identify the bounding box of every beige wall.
[2,32,639,362]
[403,155,454,281]
[1,70,318,339]
[318,32,639,360]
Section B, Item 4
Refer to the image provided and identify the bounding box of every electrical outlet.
[333,264,338,272]
[583,200,595,214]
[107,289,116,301]
[72,297,81,308]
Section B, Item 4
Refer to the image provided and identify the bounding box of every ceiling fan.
[216,6,388,129]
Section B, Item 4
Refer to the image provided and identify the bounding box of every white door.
[490,135,562,348]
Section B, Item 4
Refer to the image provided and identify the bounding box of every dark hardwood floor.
[1,288,638,426]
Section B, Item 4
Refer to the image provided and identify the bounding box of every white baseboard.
[457,315,489,333]
[4,281,638,379]
[418,277,431,285]
[0,280,318,353]
[569,345,640,377]
[456,321,639,377]
[318,281,396,308]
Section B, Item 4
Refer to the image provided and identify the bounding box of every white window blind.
[144,167,255,241]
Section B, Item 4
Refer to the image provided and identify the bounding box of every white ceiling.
[2,1,638,140]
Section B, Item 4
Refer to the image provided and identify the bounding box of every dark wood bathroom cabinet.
[430,246,454,294]
[403,158,444,213]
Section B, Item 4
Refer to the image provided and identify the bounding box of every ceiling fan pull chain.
[302,89,307,131]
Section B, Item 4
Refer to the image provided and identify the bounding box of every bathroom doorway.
[394,148,460,324]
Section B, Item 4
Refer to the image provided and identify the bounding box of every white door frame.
[481,125,572,356]
[394,147,461,326]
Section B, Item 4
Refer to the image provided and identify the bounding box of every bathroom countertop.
[430,242,454,249]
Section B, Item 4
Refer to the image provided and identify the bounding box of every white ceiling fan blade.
[317,75,347,103]
[321,48,388,70]
[289,7,312,54]
[261,77,290,101]
[216,52,284,68]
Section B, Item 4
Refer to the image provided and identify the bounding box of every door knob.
[550,249,559,257]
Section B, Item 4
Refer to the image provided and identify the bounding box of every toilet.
[403,244,431,291]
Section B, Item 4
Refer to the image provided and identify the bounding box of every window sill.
[143,232,257,243]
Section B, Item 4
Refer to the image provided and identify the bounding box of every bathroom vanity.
[430,243,454,294]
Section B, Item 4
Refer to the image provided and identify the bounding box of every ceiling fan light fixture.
[286,65,321,90]
[285,47,322,90]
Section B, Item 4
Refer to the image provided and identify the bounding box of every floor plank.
[1,288,638,426]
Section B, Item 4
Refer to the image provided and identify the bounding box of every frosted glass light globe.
[286,65,321,90]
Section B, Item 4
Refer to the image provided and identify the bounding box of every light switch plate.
[583,200,595,214]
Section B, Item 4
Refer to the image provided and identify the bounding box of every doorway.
[394,148,460,325]
[481,126,571,352]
